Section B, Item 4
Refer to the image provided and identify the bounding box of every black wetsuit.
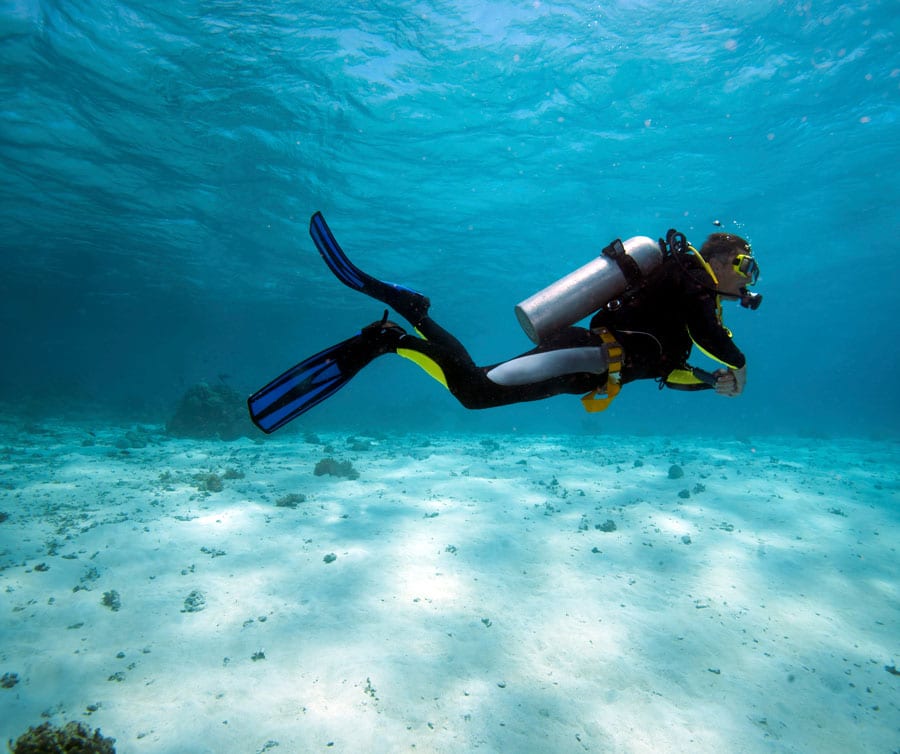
[390,253,745,410]
[591,254,746,383]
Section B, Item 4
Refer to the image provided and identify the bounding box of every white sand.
[0,422,897,753]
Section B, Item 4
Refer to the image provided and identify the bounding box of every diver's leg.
[397,318,609,409]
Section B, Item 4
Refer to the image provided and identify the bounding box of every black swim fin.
[247,315,406,433]
[309,211,430,326]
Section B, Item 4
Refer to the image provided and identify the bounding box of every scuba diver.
[248,212,762,433]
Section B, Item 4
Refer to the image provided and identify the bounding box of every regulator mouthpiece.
[740,288,763,310]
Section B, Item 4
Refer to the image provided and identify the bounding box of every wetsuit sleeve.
[684,291,746,369]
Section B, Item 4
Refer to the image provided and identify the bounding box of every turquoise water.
[1,5,900,752]
[1,0,898,434]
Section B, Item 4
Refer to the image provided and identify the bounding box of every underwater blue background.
[2,0,898,437]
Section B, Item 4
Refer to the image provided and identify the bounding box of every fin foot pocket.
[360,310,408,349]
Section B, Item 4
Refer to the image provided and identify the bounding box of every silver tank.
[514,236,662,344]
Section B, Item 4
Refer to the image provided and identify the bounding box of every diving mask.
[732,254,759,286]
[733,253,762,308]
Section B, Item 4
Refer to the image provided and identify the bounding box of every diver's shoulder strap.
[581,328,624,413]
[665,227,718,283]
[601,239,643,288]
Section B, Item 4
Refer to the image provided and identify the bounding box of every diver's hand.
[714,366,746,397]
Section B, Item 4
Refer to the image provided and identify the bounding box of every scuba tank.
[515,235,663,344]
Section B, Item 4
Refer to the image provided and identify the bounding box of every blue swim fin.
[248,336,363,433]
[248,315,407,433]
[309,212,430,326]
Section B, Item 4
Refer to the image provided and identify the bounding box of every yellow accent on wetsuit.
[665,368,708,386]
[682,245,740,370]
[687,340,740,370]
[396,348,449,388]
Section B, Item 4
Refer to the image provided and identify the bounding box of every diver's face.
[710,258,748,299]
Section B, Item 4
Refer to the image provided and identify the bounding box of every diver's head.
[699,232,762,309]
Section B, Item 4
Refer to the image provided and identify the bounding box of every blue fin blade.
[247,336,360,433]
[309,211,370,291]
[309,211,430,325]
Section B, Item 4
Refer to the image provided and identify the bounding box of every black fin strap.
[602,239,643,288]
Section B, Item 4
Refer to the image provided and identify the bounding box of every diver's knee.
[447,387,490,410]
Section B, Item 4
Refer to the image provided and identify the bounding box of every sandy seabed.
[0,421,898,754]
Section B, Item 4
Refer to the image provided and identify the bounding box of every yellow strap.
[580,328,624,413]
[689,246,729,329]
[688,244,719,286]
[581,377,621,412]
